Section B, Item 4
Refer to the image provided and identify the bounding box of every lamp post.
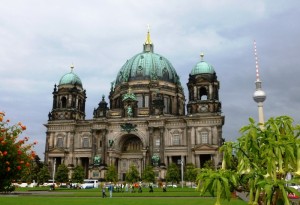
[52,158,56,189]
[178,158,184,188]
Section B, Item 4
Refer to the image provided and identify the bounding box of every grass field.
[0,187,248,205]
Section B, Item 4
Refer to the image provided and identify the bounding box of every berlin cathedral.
[44,30,225,181]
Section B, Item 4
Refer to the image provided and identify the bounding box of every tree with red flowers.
[0,112,36,192]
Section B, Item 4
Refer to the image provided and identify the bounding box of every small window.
[155,139,160,146]
[57,137,63,148]
[162,67,169,80]
[136,66,143,77]
[144,95,149,107]
[136,94,143,107]
[82,137,89,148]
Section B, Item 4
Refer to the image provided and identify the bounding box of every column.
[102,130,107,164]
[159,127,164,164]
[187,128,192,164]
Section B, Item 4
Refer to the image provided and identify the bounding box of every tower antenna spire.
[252,40,266,128]
[254,40,260,82]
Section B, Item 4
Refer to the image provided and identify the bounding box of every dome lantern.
[143,25,153,53]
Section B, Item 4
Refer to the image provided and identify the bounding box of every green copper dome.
[59,66,82,86]
[115,52,181,85]
[190,54,215,75]
[115,31,181,86]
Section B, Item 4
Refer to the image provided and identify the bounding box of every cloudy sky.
[1,0,299,158]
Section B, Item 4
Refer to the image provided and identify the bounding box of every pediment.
[192,144,218,151]
[49,147,65,153]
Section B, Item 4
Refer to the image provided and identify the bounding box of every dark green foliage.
[125,164,140,183]
[55,164,69,183]
[166,163,180,184]
[184,163,197,186]
[105,164,118,183]
[142,165,155,183]
[71,166,84,183]
[37,164,51,185]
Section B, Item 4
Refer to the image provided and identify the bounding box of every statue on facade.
[94,155,101,166]
[152,155,160,166]
[48,112,52,120]
[108,139,114,148]
[127,106,133,117]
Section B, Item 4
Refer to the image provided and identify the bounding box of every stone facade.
[44,32,225,181]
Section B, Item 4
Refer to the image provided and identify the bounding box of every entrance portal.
[119,134,144,180]
[199,154,211,168]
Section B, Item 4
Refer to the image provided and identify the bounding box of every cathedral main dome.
[108,29,185,116]
[114,31,181,87]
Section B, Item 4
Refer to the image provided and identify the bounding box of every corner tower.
[48,65,86,120]
[186,53,221,115]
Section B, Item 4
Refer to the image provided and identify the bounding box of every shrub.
[0,112,36,192]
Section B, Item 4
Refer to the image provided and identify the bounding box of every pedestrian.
[163,184,167,192]
[138,185,142,193]
[149,184,153,193]
[109,183,113,198]
[102,186,107,198]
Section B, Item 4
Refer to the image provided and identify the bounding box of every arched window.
[56,137,63,148]
[163,96,171,114]
[122,136,142,152]
[82,137,89,148]
[199,87,208,100]
[172,134,180,145]
[61,97,67,108]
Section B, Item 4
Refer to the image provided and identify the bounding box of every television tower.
[253,41,266,127]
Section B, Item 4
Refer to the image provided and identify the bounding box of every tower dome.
[59,65,82,86]
[190,53,215,75]
[115,30,181,87]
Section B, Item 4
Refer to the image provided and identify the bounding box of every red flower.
[17,166,21,170]
[3,151,8,156]
[18,150,22,155]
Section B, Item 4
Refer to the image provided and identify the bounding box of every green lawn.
[0,187,248,205]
